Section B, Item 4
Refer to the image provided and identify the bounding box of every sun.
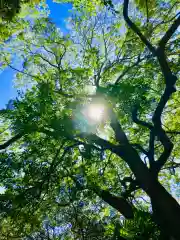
[83,103,106,124]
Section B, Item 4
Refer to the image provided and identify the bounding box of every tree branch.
[55,89,95,100]
[108,108,129,144]
[152,87,175,174]
[167,131,180,135]
[122,183,139,199]
[123,0,156,54]
[152,12,180,33]
[152,87,176,127]
[120,177,139,199]
[162,162,180,170]
[154,139,173,175]
[131,143,148,156]
[115,55,142,84]
[145,0,149,24]
[79,132,118,152]
[7,63,43,81]
[132,106,153,130]
[36,54,59,69]
[148,130,155,167]
[71,174,134,219]
[0,132,24,150]
[150,13,179,174]
[158,14,180,49]
[95,188,134,219]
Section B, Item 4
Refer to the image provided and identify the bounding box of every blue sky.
[0,0,71,109]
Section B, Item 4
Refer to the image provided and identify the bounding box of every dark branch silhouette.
[132,106,153,130]
[0,132,24,150]
[158,14,180,49]
[123,0,156,54]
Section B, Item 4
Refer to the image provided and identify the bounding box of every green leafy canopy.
[0,0,180,239]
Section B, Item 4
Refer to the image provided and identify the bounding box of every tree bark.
[114,144,180,240]
[95,189,134,219]
[85,133,180,239]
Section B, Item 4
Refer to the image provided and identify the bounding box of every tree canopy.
[0,0,41,20]
[0,0,46,43]
[0,0,180,239]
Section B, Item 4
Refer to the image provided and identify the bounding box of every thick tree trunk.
[121,1,180,237]
[113,144,180,239]
[150,185,180,240]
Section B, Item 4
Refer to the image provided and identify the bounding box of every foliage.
[0,0,41,20]
[0,0,180,239]
[0,0,47,43]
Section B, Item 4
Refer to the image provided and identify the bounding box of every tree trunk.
[150,185,180,240]
[113,144,180,239]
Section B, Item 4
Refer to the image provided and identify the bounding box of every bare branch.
[149,13,179,174]
[81,118,152,189]
[94,61,105,87]
[58,47,66,68]
[47,142,66,178]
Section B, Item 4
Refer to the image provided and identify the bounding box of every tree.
[0,0,180,239]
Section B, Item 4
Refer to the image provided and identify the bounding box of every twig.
[115,55,142,84]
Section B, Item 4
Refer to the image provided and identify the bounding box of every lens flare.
[83,103,106,124]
